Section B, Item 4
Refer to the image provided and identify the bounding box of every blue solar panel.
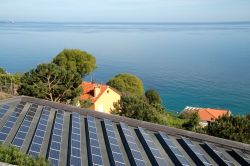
[202,142,235,166]
[0,102,25,142]
[180,137,212,166]
[137,127,167,166]
[103,119,125,166]
[69,112,81,166]
[48,110,64,166]
[119,122,146,166]
[86,115,104,166]
[0,105,9,119]
[157,132,190,166]
[12,104,38,148]
[229,148,250,166]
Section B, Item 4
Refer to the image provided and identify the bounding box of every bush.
[0,144,49,166]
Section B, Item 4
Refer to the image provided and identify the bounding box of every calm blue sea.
[0,22,250,115]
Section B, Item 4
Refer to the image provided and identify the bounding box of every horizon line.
[1,20,250,24]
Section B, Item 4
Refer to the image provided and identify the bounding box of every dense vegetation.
[18,63,82,103]
[205,114,250,144]
[0,144,49,166]
[109,74,185,128]
[18,49,97,103]
[53,49,96,77]
[107,73,144,96]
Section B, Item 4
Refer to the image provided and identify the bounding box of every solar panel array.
[28,107,51,156]
[69,112,82,166]
[103,119,125,166]
[48,110,64,166]
[158,132,190,166]
[86,115,104,166]
[180,137,212,166]
[12,104,38,148]
[0,102,26,142]
[0,104,9,119]
[230,149,250,166]
[119,122,145,166]
[137,127,167,166]
[203,142,235,166]
[1,100,250,166]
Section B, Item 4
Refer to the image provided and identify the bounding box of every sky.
[0,0,250,22]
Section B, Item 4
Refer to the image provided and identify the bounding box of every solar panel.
[12,104,38,148]
[137,127,167,166]
[69,112,81,166]
[179,137,212,166]
[119,122,146,166]
[102,119,125,166]
[28,107,51,157]
[0,102,25,142]
[48,110,64,166]
[0,104,9,119]
[202,142,235,166]
[229,148,250,166]
[86,115,104,166]
[157,131,190,166]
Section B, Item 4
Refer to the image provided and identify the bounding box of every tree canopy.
[17,63,82,103]
[52,49,96,77]
[0,67,6,74]
[107,73,144,96]
[145,89,161,104]
[111,94,162,123]
[206,114,250,144]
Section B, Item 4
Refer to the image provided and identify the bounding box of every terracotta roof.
[184,107,230,122]
[79,82,107,103]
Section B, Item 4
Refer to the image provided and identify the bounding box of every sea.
[0,22,250,115]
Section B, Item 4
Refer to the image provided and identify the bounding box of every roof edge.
[18,95,250,153]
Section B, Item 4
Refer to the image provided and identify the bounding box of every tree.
[145,89,161,104]
[17,63,82,103]
[182,112,200,131]
[107,73,144,96]
[111,94,164,123]
[0,67,6,74]
[206,115,250,144]
[52,49,96,77]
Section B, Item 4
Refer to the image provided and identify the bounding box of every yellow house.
[80,82,121,114]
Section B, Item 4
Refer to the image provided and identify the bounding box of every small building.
[182,106,231,127]
[79,81,121,113]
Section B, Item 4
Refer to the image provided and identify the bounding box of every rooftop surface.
[80,82,108,103]
[0,96,249,166]
[183,106,230,122]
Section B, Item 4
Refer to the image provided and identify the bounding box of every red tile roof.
[184,107,230,122]
[79,82,107,103]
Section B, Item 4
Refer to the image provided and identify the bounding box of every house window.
[107,90,109,94]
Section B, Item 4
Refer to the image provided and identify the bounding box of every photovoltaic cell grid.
[180,137,212,166]
[0,104,9,119]
[48,110,64,166]
[0,102,26,142]
[158,132,190,166]
[231,149,250,166]
[12,104,38,148]
[137,127,167,166]
[119,122,145,166]
[204,143,235,166]
[87,115,104,166]
[69,112,81,166]
[28,107,51,156]
[103,119,125,166]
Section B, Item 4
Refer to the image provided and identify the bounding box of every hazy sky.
[0,0,250,22]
